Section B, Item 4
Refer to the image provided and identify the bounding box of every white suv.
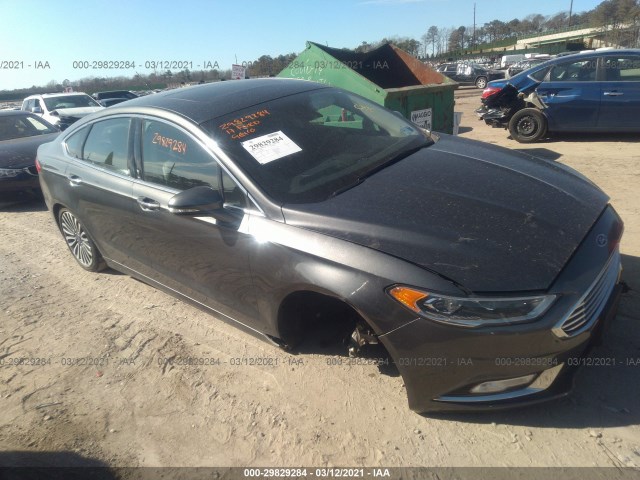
[21,93,104,130]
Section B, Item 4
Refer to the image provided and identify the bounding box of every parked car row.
[33,78,624,413]
[92,90,139,107]
[1,90,143,196]
[19,90,142,131]
[476,49,640,142]
[21,93,104,131]
[505,58,549,78]
[435,62,504,89]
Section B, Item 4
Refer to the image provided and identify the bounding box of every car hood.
[282,135,608,293]
[53,106,103,117]
[0,133,59,168]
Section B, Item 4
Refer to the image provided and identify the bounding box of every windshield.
[43,94,101,111]
[202,88,432,204]
[0,114,58,141]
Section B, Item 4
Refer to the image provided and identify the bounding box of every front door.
[124,117,262,329]
[598,55,640,130]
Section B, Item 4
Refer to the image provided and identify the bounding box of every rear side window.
[65,126,91,159]
[603,56,640,81]
[140,119,219,191]
[65,119,132,175]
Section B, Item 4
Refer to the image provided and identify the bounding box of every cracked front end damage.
[376,206,623,413]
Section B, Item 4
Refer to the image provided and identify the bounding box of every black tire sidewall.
[508,109,547,143]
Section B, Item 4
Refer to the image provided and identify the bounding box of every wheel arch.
[275,287,374,349]
[52,202,66,225]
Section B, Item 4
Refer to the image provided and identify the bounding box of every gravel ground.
[1,87,639,469]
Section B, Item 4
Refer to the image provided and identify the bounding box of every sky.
[0,0,605,91]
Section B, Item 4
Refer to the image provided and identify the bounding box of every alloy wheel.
[60,210,94,267]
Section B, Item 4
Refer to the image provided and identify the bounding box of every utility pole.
[473,2,476,49]
[569,0,573,27]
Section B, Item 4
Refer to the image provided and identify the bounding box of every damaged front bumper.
[376,206,624,413]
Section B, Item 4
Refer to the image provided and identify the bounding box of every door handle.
[67,174,82,186]
[604,91,624,96]
[136,197,161,211]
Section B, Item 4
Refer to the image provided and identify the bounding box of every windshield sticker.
[241,131,302,165]
[152,132,187,154]
[219,109,270,140]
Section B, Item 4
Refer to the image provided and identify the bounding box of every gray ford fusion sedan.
[37,78,624,413]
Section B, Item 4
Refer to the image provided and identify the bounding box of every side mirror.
[168,186,223,215]
[31,106,43,114]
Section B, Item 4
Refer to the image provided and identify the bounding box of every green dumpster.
[278,42,458,134]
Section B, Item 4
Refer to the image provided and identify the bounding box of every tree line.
[358,0,639,58]
[0,54,298,102]
[1,0,638,100]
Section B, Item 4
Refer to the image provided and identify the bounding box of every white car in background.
[21,93,104,130]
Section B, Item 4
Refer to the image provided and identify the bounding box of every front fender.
[246,215,464,337]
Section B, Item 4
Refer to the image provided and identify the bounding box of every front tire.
[58,208,106,272]
[508,108,547,143]
[475,76,488,89]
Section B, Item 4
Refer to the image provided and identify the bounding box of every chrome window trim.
[60,113,264,217]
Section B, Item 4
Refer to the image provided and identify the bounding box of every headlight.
[0,168,24,178]
[388,286,556,327]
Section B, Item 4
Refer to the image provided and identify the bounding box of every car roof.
[503,48,640,83]
[108,78,330,124]
[542,48,640,64]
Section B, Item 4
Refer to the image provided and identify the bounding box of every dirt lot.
[1,87,640,470]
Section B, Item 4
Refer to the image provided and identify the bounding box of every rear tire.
[58,208,106,272]
[508,108,547,143]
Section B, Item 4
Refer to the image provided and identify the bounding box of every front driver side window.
[141,120,220,191]
[550,59,597,82]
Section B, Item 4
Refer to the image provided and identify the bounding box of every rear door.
[62,117,137,264]
[536,56,601,131]
[597,54,640,130]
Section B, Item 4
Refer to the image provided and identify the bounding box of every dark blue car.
[477,49,640,142]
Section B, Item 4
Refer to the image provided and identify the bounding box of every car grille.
[25,166,38,176]
[553,249,621,338]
